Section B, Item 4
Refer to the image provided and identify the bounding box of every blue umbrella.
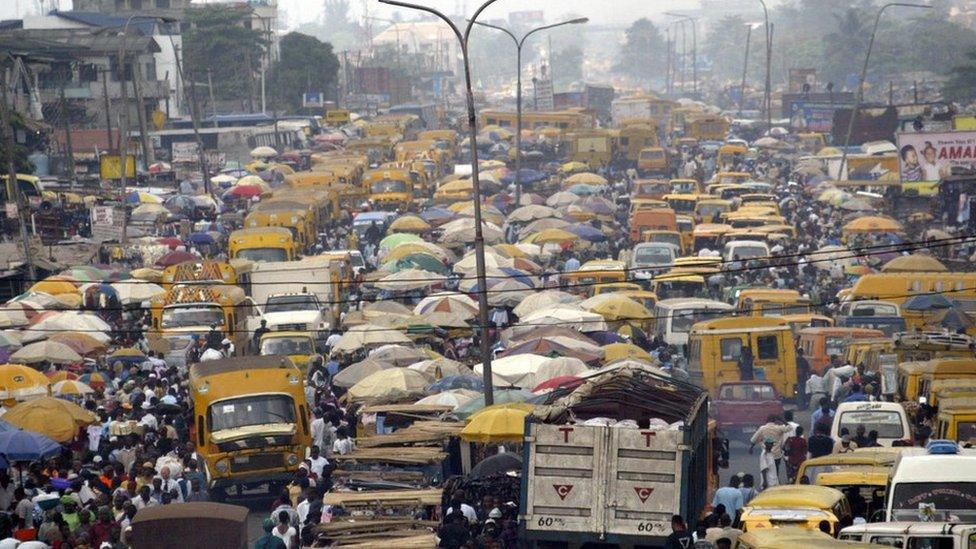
[0,429,61,461]
[426,375,484,394]
[187,232,216,245]
[903,294,954,311]
[567,224,608,242]
[568,184,601,195]
[501,169,547,185]
[587,330,627,345]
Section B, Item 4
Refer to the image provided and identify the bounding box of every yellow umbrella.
[602,343,652,364]
[346,368,430,403]
[51,379,95,396]
[480,159,506,169]
[460,406,531,442]
[842,216,903,234]
[523,228,578,245]
[129,268,163,283]
[881,254,947,273]
[565,172,608,186]
[29,278,77,296]
[0,364,49,400]
[493,244,529,258]
[580,294,652,322]
[3,396,97,442]
[440,179,474,193]
[384,242,452,263]
[560,161,589,174]
[389,215,431,234]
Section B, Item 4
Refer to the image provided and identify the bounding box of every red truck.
[713,381,785,440]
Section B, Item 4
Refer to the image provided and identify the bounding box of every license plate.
[233,456,250,464]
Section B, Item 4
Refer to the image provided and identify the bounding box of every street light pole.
[665,13,698,97]
[471,18,588,207]
[379,0,503,406]
[754,0,772,133]
[839,2,931,180]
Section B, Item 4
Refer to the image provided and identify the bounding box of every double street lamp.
[664,13,697,97]
[839,2,931,179]
[378,0,505,405]
[471,17,588,206]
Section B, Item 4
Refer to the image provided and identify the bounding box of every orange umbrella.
[48,333,107,356]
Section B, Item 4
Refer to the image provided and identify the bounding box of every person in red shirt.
[89,506,117,547]
[783,425,809,483]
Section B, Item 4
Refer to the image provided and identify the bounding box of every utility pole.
[244,50,255,113]
[665,31,672,97]
[171,43,211,194]
[132,61,154,169]
[118,51,131,246]
[58,79,77,187]
[101,70,113,150]
[1,66,37,283]
[739,25,752,117]
[206,68,218,128]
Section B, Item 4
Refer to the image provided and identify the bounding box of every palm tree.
[823,8,871,85]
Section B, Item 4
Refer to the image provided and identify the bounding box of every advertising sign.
[302,92,325,108]
[788,68,817,93]
[789,102,837,132]
[533,77,554,111]
[99,155,136,180]
[896,130,976,186]
[90,205,124,242]
[171,142,198,163]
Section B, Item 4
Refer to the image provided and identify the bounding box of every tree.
[295,0,362,51]
[551,46,583,88]
[944,50,976,103]
[183,5,268,104]
[822,7,871,85]
[702,15,753,82]
[268,32,340,112]
[613,18,666,83]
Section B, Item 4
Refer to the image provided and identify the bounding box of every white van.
[840,522,976,548]
[722,240,770,263]
[887,449,976,522]
[831,401,912,447]
[654,298,733,351]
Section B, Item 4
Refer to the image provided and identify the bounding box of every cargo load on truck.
[520,366,713,548]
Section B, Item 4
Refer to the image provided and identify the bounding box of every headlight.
[286,454,299,466]
[214,460,230,474]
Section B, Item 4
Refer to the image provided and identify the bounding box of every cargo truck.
[520,368,713,548]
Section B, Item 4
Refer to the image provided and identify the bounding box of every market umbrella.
[839,197,875,212]
[439,218,504,245]
[28,278,77,296]
[409,358,472,378]
[501,168,547,185]
[48,333,106,356]
[508,205,559,223]
[125,191,163,205]
[111,281,165,305]
[842,216,903,234]
[903,294,955,311]
[460,407,531,442]
[474,354,549,389]
[0,306,29,329]
[523,228,578,245]
[533,357,591,385]
[500,338,602,364]
[346,368,430,403]
[560,161,589,174]
[11,341,82,365]
[468,451,522,479]
[386,254,449,275]
[0,332,20,352]
[129,268,163,283]
[546,191,579,208]
[3,396,96,442]
[46,370,78,383]
[414,292,479,317]
[513,291,581,319]
[51,380,94,397]
[564,172,607,186]
[566,224,608,242]
[368,344,429,367]
[331,324,411,354]
[388,215,431,233]
[78,372,111,389]
[519,306,608,333]
[384,242,454,263]
[419,207,457,225]
[568,184,601,195]
[580,294,652,322]
[454,389,538,419]
[362,301,414,319]
[380,233,424,251]
[0,364,49,401]
[0,430,61,461]
[532,375,584,394]
[426,374,484,394]
[602,343,653,363]
[374,269,445,292]
[107,347,146,365]
[332,358,392,389]
[130,203,169,221]
[414,389,479,410]
[881,254,947,273]
[454,250,513,273]
[250,145,278,158]
[573,196,615,216]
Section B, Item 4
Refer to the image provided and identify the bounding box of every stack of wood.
[310,490,442,547]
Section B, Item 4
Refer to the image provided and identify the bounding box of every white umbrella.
[453,250,512,273]
[250,145,278,158]
[474,354,549,388]
[51,379,95,396]
[368,344,428,366]
[414,292,479,316]
[508,205,559,223]
[532,357,590,387]
[519,306,607,333]
[331,324,411,355]
[546,191,579,208]
[0,306,29,328]
[513,290,581,318]
[439,219,504,245]
[414,389,479,410]
[374,269,446,292]
[21,313,111,343]
[112,281,165,305]
[409,358,472,378]
[11,341,83,364]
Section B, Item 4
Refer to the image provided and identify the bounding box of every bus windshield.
[236,248,288,263]
[261,337,314,356]
[208,394,296,432]
[838,410,905,439]
[890,482,976,522]
[162,305,224,329]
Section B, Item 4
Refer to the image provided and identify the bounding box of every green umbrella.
[380,233,423,251]
[396,253,448,274]
[455,389,538,419]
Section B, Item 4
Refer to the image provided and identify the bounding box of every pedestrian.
[664,514,693,549]
[711,477,743,517]
[783,426,807,483]
[332,426,355,456]
[805,370,826,412]
[810,397,834,433]
[749,415,790,476]
[272,510,298,549]
[807,422,835,461]
[758,437,779,490]
[833,431,858,454]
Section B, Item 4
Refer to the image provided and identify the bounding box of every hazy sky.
[2,0,709,26]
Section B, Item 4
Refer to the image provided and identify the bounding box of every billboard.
[788,68,817,93]
[896,130,976,187]
[789,102,838,132]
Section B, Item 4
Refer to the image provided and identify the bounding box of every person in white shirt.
[200,347,224,361]
[272,510,299,549]
[156,466,183,503]
[306,445,329,478]
[310,410,327,451]
[332,426,355,456]
[805,371,826,411]
[758,437,779,490]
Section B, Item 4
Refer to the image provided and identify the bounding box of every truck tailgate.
[605,427,681,538]
[523,424,605,534]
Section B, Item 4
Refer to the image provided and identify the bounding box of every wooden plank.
[323,489,443,507]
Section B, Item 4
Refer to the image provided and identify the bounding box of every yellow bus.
[228,227,298,263]
[149,284,253,354]
[364,168,414,210]
[244,209,314,253]
[847,273,976,307]
[480,109,593,134]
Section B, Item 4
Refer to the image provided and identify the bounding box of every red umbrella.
[532,375,584,394]
[157,237,183,249]
[224,185,263,199]
[155,250,199,267]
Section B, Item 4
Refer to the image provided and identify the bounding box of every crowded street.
[4,0,976,548]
